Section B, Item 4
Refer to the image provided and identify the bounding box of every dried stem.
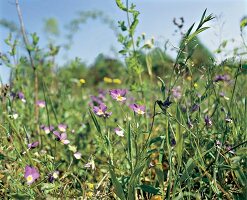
[15,0,39,132]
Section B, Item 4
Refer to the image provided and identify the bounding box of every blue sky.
[0,0,247,83]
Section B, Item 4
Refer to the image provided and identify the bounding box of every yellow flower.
[103,77,113,83]
[113,78,122,84]
[151,195,162,200]
[86,183,94,190]
[79,79,86,84]
[86,192,93,198]
[186,76,192,81]
[194,83,198,88]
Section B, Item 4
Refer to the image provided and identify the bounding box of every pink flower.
[74,152,82,159]
[53,131,70,145]
[36,100,46,108]
[24,166,40,185]
[27,141,39,149]
[58,124,67,132]
[109,89,127,102]
[93,103,112,118]
[129,104,145,115]
[114,127,124,137]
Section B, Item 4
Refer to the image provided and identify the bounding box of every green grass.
[0,1,247,199]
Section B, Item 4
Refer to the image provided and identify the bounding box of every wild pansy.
[204,115,212,127]
[74,152,82,159]
[84,160,96,170]
[58,124,67,132]
[129,104,145,115]
[40,125,54,134]
[24,166,40,185]
[216,140,222,147]
[89,95,103,107]
[114,127,124,137]
[225,145,235,154]
[17,92,26,103]
[109,89,127,102]
[53,131,70,144]
[10,113,18,119]
[219,92,230,100]
[171,86,182,99]
[28,141,39,149]
[214,74,230,82]
[157,97,172,113]
[190,104,199,112]
[225,116,233,123]
[48,171,59,183]
[36,100,46,108]
[93,103,112,118]
[11,91,26,103]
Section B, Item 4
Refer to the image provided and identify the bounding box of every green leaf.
[129,18,139,36]
[197,9,207,30]
[127,122,132,172]
[31,32,39,46]
[234,167,247,187]
[154,163,164,194]
[149,136,165,146]
[175,104,183,167]
[240,16,247,30]
[137,184,161,195]
[180,158,196,182]
[186,27,210,44]
[89,109,101,134]
[109,166,126,200]
[0,153,5,160]
[10,193,31,200]
[115,0,127,12]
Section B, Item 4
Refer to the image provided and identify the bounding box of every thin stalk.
[16,0,39,133]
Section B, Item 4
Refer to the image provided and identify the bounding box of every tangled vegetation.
[0,0,247,199]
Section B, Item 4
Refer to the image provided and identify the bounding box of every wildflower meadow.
[0,0,247,199]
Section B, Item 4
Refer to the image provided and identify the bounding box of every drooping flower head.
[225,146,235,154]
[216,140,222,147]
[129,104,145,115]
[48,171,59,183]
[36,100,46,108]
[204,115,212,127]
[18,92,26,103]
[114,127,124,137]
[53,131,70,144]
[28,141,39,150]
[157,97,172,113]
[109,89,127,102]
[190,104,200,113]
[93,103,112,118]
[24,166,40,185]
[58,124,67,132]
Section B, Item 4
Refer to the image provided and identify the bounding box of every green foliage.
[0,1,247,200]
[44,18,60,36]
